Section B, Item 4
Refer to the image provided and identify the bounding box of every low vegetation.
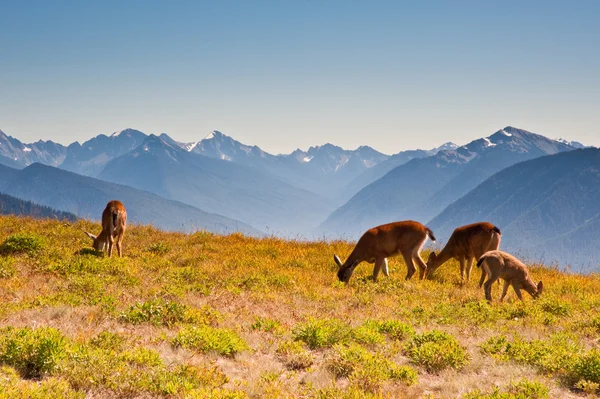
[0,215,598,398]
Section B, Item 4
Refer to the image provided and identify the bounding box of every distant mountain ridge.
[319,126,580,237]
[428,148,600,271]
[0,163,261,236]
[0,191,77,221]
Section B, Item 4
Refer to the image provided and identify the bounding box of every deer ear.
[537,281,544,294]
[333,254,343,268]
[83,231,97,240]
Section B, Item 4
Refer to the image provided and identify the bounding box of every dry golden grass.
[0,215,599,398]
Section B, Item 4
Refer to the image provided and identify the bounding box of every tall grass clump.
[464,379,549,399]
[0,365,83,399]
[405,330,469,373]
[172,326,247,356]
[119,298,221,327]
[326,343,417,393]
[0,327,67,378]
[293,318,352,349]
[0,257,16,278]
[0,232,45,255]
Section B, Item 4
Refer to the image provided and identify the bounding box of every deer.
[477,250,543,302]
[84,200,127,257]
[333,220,436,283]
[425,222,501,285]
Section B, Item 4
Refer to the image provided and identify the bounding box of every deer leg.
[459,256,467,284]
[382,258,389,277]
[116,233,123,257]
[466,258,474,281]
[372,257,386,282]
[402,252,417,280]
[107,235,115,257]
[484,275,499,302]
[512,282,524,301]
[413,250,428,280]
[479,267,487,288]
[500,280,511,302]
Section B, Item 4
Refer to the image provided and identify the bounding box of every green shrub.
[121,347,163,367]
[0,365,84,399]
[574,379,600,395]
[463,379,549,399]
[326,343,417,389]
[251,317,283,334]
[185,388,249,399]
[0,257,16,279]
[405,330,469,373]
[89,331,125,351]
[148,242,170,254]
[364,320,414,341]
[119,298,219,327]
[1,233,45,255]
[172,326,247,356]
[0,327,68,378]
[540,299,571,317]
[570,349,600,385]
[480,334,579,374]
[59,342,230,395]
[350,325,385,346]
[276,340,314,370]
[293,318,352,349]
[509,379,549,398]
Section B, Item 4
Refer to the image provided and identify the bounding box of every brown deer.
[84,200,127,257]
[334,220,436,283]
[477,250,543,302]
[425,222,501,284]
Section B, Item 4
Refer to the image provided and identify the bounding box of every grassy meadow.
[0,215,599,398]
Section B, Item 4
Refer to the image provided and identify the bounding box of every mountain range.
[0,125,597,271]
[319,127,578,237]
[428,147,600,269]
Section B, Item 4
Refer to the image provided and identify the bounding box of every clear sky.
[1,1,599,154]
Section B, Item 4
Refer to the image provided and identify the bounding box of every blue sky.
[1,1,599,153]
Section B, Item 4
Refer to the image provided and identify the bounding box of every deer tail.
[426,228,436,242]
[477,256,486,268]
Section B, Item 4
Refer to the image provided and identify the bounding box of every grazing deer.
[477,250,543,302]
[84,200,127,257]
[425,222,501,284]
[334,220,436,283]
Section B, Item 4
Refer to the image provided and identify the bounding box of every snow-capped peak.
[555,138,586,149]
[202,130,225,141]
[483,137,496,147]
[428,142,459,155]
[498,129,512,137]
[203,131,215,140]
[182,141,200,152]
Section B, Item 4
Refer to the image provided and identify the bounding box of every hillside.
[0,163,260,236]
[428,148,600,271]
[0,192,77,221]
[0,215,596,398]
